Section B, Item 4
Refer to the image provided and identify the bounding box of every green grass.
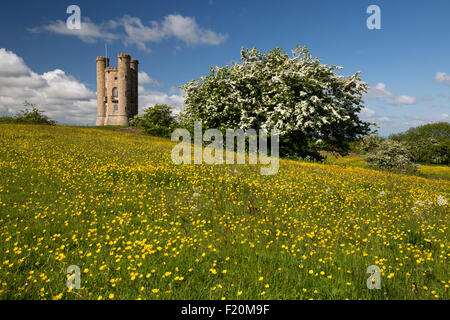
[0,124,448,300]
[325,155,450,180]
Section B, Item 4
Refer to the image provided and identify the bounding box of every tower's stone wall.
[130,59,139,119]
[96,57,108,126]
[96,54,138,126]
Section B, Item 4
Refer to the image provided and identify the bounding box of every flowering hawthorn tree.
[180,45,372,159]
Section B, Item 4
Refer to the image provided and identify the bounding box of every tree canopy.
[130,104,177,137]
[180,45,372,158]
[390,122,449,165]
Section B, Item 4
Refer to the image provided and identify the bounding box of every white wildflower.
[437,195,448,206]
[415,200,424,207]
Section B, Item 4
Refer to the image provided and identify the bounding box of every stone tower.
[96,54,138,126]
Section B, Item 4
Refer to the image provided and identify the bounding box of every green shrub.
[130,104,177,137]
[0,116,16,124]
[405,137,449,165]
[365,139,418,173]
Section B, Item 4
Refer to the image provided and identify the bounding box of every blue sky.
[0,0,449,135]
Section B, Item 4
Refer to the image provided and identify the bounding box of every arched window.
[112,87,118,97]
[114,105,118,113]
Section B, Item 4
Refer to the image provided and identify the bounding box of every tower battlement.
[96,54,138,126]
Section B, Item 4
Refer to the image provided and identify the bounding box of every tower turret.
[96,56,109,126]
[117,53,131,126]
[130,59,139,118]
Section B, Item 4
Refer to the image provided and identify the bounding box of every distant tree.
[180,45,372,159]
[130,104,177,137]
[390,122,449,165]
[390,122,449,141]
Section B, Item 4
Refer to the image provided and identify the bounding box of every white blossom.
[437,195,448,206]
[180,45,371,152]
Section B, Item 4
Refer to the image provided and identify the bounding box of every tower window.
[114,77,117,80]
[112,87,118,97]
[114,105,118,113]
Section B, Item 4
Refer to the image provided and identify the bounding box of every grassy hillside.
[0,124,448,300]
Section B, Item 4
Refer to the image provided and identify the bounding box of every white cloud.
[29,14,228,52]
[364,82,393,99]
[0,48,96,124]
[359,107,375,118]
[41,70,96,101]
[386,95,417,105]
[161,14,228,46]
[121,16,165,52]
[0,72,47,89]
[434,72,450,86]
[358,107,391,123]
[0,48,33,77]
[28,18,118,43]
[139,86,185,114]
[138,72,161,87]
[121,14,228,51]
[365,82,417,106]
[441,113,449,119]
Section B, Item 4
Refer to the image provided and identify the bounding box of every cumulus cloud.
[364,83,393,99]
[385,95,417,105]
[0,72,47,89]
[28,18,118,43]
[29,14,228,52]
[433,72,450,86]
[138,86,185,114]
[138,71,161,87]
[0,48,33,77]
[0,48,97,124]
[161,14,228,46]
[120,16,166,52]
[358,107,391,123]
[359,107,376,118]
[365,82,417,106]
[113,14,228,52]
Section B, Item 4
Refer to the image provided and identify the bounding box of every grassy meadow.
[0,124,448,300]
[325,155,450,180]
